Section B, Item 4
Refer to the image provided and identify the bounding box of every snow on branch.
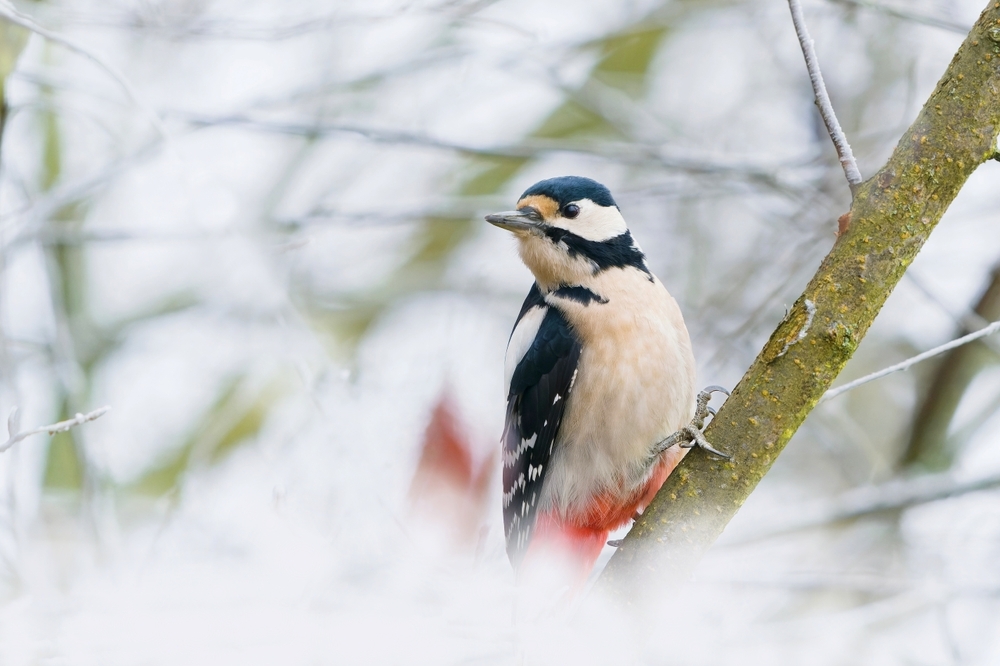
[787,0,864,192]
[0,406,111,454]
[821,319,1000,402]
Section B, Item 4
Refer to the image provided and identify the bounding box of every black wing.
[502,292,581,568]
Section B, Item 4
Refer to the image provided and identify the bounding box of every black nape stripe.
[552,285,608,306]
[544,228,652,279]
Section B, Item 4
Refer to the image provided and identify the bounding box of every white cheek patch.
[505,305,547,394]
[549,198,628,242]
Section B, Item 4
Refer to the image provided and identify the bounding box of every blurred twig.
[173,111,796,186]
[828,0,971,34]
[1,137,164,255]
[170,111,574,152]
[0,1,166,136]
[0,406,110,453]
[60,0,509,42]
[728,468,1000,543]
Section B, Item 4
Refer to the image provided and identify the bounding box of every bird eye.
[563,204,580,219]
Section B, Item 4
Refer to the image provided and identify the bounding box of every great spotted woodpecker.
[487,176,726,580]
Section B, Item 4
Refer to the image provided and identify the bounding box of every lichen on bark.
[598,0,1000,600]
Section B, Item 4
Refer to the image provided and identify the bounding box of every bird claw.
[607,539,624,547]
[692,385,729,430]
[651,385,731,460]
[677,425,731,459]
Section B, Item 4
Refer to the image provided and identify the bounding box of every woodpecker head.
[486,176,649,290]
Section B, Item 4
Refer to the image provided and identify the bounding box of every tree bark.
[598,0,1000,601]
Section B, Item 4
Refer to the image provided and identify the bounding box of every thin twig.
[827,0,971,35]
[904,270,1000,355]
[0,406,110,453]
[787,0,864,193]
[821,319,1000,402]
[0,1,166,138]
[902,267,1000,468]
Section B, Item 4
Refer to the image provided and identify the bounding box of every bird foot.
[652,385,731,460]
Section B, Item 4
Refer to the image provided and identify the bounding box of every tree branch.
[598,0,1000,601]
[788,0,864,193]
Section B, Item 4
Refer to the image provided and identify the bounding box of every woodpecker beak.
[485,208,544,234]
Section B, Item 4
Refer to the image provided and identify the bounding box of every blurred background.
[1,0,999,663]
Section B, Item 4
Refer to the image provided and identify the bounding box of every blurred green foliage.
[0,19,29,96]
[44,415,84,489]
[38,66,87,491]
[133,374,286,496]
[27,47,209,495]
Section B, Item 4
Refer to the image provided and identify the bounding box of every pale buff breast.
[539,269,696,519]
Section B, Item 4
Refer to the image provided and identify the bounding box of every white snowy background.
[1,0,1000,663]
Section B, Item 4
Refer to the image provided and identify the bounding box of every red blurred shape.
[408,392,494,547]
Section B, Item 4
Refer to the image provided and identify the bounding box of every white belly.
[540,270,696,518]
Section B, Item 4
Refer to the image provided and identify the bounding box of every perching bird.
[487,176,726,579]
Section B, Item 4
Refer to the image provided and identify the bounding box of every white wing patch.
[504,304,547,394]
